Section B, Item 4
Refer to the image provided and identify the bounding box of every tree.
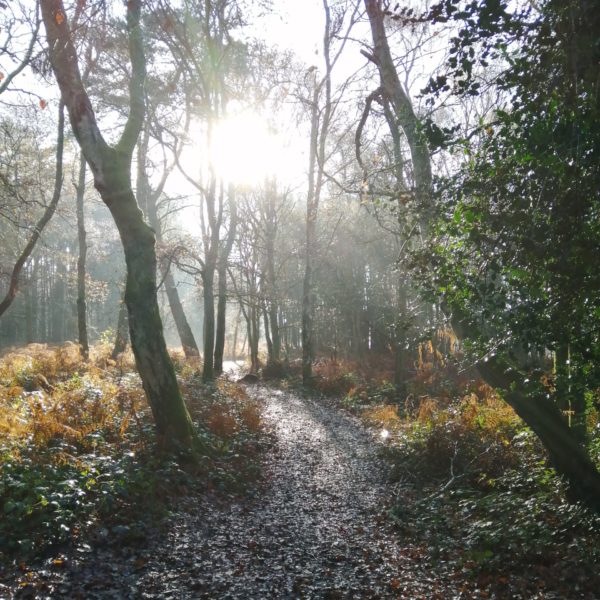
[374,0,600,509]
[359,0,434,393]
[0,104,65,320]
[74,151,89,360]
[156,0,247,381]
[213,186,237,374]
[137,121,200,359]
[301,0,360,384]
[40,0,195,448]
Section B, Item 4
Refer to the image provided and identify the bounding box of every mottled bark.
[479,357,600,511]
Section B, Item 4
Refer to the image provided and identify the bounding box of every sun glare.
[209,113,282,187]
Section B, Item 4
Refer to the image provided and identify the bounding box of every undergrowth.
[0,343,266,568]
[313,351,600,596]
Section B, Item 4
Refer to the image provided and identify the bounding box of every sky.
[245,0,327,66]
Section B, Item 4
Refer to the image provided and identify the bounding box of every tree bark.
[201,175,222,382]
[214,188,237,375]
[111,291,129,360]
[213,263,227,375]
[202,266,216,381]
[478,357,600,511]
[75,151,89,360]
[263,304,273,362]
[264,183,281,364]
[41,0,194,448]
[163,270,199,358]
[302,0,334,385]
[362,0,600,510]
[363,0,432,205]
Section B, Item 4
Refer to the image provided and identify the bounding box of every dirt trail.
[136,387,430,599]
[14,387,442,599]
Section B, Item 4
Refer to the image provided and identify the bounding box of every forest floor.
[4,385,436,599]
[3,378,599,599]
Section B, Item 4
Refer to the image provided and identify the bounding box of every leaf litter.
[3,386,590,598]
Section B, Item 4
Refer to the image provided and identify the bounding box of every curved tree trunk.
[363,0,432,205]
[478,356,600,511]
[362,0,600,510]
[41,0,194,448]
[102,154,194,445]
[0,103,64,319]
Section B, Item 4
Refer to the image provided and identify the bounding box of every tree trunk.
[213,264,227,375]
[263,305,273,362]
[0,103,64,319]
[163,270,199,359]
[104,161,194,445]
[363,0,432,205]
[264,183,281,364]
[138,126,199,360]
[214,188,237,375]
[478,357,600,511]
[393,283,409,397]
[362,0,600,510]
[231,305,241,359]
[249,304,260,374]
[202,266,216,382]
[302,79,320,385]
[111,292,129,359]
[75,151,89,360]
[25,258,38,343]
[41,0,194,448]
[51,257,67,343]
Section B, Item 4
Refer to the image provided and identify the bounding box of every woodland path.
[12,385,450,599]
